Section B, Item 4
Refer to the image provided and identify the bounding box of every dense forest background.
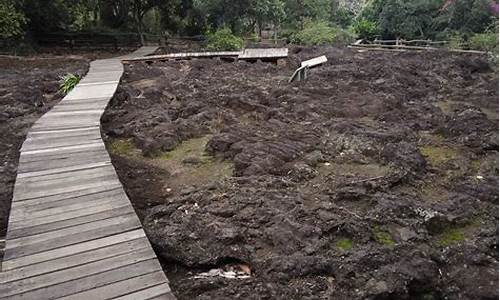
[0,0,498,52]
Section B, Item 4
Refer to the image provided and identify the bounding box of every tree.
[435,0,495,34]
[361,0,442,39]
[131,0,162,44]
[250,0,285,37]
[0,0,26,38]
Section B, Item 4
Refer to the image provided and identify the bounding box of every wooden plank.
[24,131,102,144]
[238,48,288,59]
[7,213,138,248]
[148,292,178,300]
[44,110,103,116]
[3,260,162,300]
[78,80,120,86]
[13,177,120,201]
[11,183,122,208]
[19,149,107,165]
[348,42,487,54]
[0,237,149,283]
[57,271,168,300]
[113,284,173,300]
[20,142,103,156]
[10,184,121,210]
[17,161,111,179]
[7,205,133,239]
[0,249,157,297]
[18,154,110,172]
[14,167,117,191]
[9,191,126,222]
[9,199,131,230]
[28,125,100,136]
[18,154,110,173]
[33,118,102,127]
[20,141,105,156]
[301,55,327,68]
[2,229,146,270]
[4,217,141,260]
[122,51,242,62]
[21,139,104,152]
[50,104,108,112]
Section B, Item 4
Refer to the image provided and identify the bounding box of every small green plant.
[292,20,341,46]
[206,28,244,51]
[352,19,379,40]
[336,238,354,250]
[373,226,395,247]
[438,227,466,246]
[59,73,80,95]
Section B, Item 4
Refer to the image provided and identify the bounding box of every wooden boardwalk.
[0,47,176,300]
[122,48,288,63]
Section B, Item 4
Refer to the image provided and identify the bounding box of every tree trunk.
[138,21,145,45]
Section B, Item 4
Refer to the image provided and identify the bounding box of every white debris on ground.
[192,264,251,280]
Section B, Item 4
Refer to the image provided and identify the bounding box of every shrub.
[334,28,356,45]
[469,21,498,52]
[205,28,244,51]
[292,20,354,46]
[352,19,379,40]
[59,73,80,95]
[471,21,499,72]
[447,31,467,49]
[0,1,26,39]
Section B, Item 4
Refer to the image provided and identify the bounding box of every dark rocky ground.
[101,46,499,300]
[0,55,89,247]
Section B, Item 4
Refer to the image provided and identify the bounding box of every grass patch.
[438,227,465,246]
[155,135,234,184]
[373,226,395,247]
[157,136,211,162]
[108,139,137,157]
[419,145,459,167]
[336,238,354,251]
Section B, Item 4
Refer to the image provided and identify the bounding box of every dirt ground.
[0,55,90,250]
[102,46,499,300]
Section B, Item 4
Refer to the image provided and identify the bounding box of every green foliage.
[336,238,354,250]
[361,0,497,40]
[447,31,467,49]
[469,25,499,52]
[0,0,27,38]
[471,21,498,72]
[4,0,498,51]
[435,0,494,34]
[59,73,81,95]
[446,21,498,56]
[331,6,355,28]
[362,0,442,39]
[373,226,395,247]
[284,0,333,25]
[291,20,354,46]
[352,19,379,40]
[205,28,244,50]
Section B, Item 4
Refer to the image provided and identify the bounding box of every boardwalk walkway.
[0,47,176,300]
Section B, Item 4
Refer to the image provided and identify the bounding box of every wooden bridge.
[122,48,289,63]
[0,47,176,300]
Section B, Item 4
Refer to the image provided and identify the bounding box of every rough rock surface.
[102,46,498,300]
